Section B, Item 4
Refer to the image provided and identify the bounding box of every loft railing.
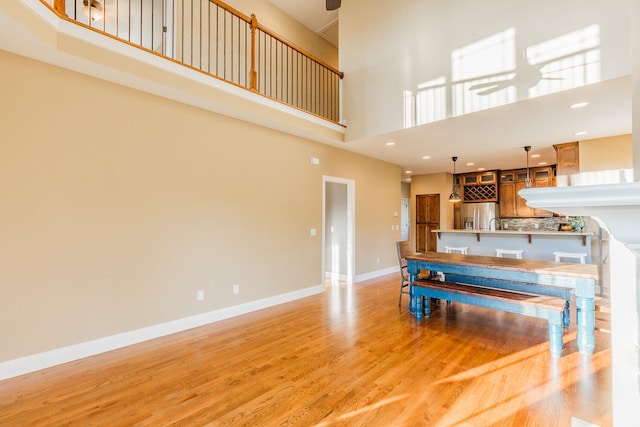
[44,0,343,123]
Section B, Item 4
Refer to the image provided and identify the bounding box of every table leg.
[409,285,416,314]
[416,294,423,321]
[576,296,595,354]
[408,269,419,315]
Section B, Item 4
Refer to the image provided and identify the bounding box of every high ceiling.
[268,0,339,47]
[268,1,632,178]
[343,76,631,177]
[2,1,631,180]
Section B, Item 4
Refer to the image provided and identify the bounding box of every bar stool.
[445,246,468,254]
[553,251,587,263]
[439,247,467,282]
[495,249,524,259]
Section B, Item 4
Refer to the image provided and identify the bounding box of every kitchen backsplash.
[500,216,590,232]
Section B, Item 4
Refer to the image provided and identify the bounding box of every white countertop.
[432,229,593,236]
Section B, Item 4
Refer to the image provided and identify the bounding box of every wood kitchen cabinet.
[459,170,498,202]
[462,171,496,185]
[499,166,554,217]
[554,142,579,176]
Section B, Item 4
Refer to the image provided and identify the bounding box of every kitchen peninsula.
[432,229,593,262]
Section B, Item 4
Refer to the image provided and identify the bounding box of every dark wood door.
[416,194,440,253]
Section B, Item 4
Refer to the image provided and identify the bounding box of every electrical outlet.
[233,284,240,294]
[534,223,539,229]
[197,290,204,301]
[376,257,380,264]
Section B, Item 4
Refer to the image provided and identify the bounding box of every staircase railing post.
[250,14,258,92]
[53,0,66,16]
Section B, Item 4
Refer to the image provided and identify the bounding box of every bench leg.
[563,300,570,328]
[548,316,563,358]
[415,295,423,321]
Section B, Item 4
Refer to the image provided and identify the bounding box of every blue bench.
[411,279,567,358]
[443,274,572,328]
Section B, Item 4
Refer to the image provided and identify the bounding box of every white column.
[633,0,640,180]
[609,239,640,424]
[519,184,640,424]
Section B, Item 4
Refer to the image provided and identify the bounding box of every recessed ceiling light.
[539,161,548,165]
[531,154,541,158]
[405,170,412,174]
[406,178,411,182]
[385,141,396,146]
[477,167,485,171]
[422,155,431,159]
[569,102,589,109]
[466,162,474,166]
[575,131,588,136]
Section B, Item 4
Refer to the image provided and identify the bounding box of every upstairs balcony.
[41,0,343,124]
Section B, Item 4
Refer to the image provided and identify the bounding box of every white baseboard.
[324,271,349,281]
[324,266,399,284]
[355,265,399,283]
[0,284,324,381]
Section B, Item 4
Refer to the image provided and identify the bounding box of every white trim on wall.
[0,284,324,381]
[355,266,400,283]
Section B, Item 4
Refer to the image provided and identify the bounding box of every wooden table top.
[406,252,598,280]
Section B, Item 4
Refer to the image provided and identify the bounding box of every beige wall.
[0,50,399,362]
[227,0,338,68]
[579,134,633,172]
[408,172,454,248]
[401,182,411,198]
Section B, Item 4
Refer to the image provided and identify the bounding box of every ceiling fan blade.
[326,0,341,11]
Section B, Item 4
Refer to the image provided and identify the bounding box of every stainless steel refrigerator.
[462,202,499,231]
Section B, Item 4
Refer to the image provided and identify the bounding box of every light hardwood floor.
[0,273,611,426]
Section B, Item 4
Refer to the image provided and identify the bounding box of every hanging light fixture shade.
[449,156,462,202]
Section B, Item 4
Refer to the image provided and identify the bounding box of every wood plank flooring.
[0,273,611,426]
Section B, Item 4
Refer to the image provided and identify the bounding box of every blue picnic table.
[407,252,598,355]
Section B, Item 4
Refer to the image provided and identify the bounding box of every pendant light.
[524,146,531,188]
[449,156,462,202]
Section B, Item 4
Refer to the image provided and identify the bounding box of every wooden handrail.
[207,0,341,77]
[36,0,343,122]
[253,21,343,78]
[209,0,252,24]
[43,0,341,77]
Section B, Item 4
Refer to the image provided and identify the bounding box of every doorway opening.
[322,176,355,286]
[401,198,410,241]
